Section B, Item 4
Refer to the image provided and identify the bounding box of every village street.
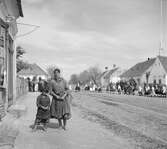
[12,92,130,149]
[73,92,167,148]
[3,92,167,149]
[1,0,167,149]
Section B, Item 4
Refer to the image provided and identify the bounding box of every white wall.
[141,57,167,85]
[19,75,48,81]
[101,77,107,87]
[109,68,125,83]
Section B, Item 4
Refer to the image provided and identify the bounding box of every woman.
[50,68,72,130]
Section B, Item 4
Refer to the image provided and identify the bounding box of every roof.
[121,58,156,78]
[18,63,48,76]
[158,56,167,73]
[97,70,108,80]
[16,0,23,17]
[104,68,119,79]
[99,68,119,80]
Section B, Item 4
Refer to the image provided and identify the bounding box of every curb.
[7,104,27,118]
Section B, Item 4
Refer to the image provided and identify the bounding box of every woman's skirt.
[50,96,71,120]
[36,107,50,120]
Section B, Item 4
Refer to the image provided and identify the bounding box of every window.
[159,79,162,84]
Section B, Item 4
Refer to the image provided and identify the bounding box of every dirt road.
[8,92,167,149]
[13,93,132,149]
[72,92,167,149]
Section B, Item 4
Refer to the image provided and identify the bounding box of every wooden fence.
[16,77,28,98]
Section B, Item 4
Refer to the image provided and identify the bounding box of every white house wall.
[19,75,47,81]
[109,68,125,83]
[141,57,167,85]
[100,77,108,87]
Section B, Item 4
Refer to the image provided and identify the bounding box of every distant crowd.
[73,80,167,97]
[106,81,167,97]
[27,77,167,98]
[27,77,45,92]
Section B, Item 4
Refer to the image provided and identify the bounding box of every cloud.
[17,0,167,79]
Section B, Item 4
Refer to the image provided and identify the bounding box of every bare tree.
[16,46,26,59]
[69,74,79,85]
[88,66,102,85]
[69,65,102,85]
[78,70,91,85]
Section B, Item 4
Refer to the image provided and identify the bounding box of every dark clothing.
[38,81,43,92]
[36,93,50,120]
[34,118,49,126]
[28,80,33,92]
[50,78,71,120]
[32,82,35,92]
[28,80,31,92]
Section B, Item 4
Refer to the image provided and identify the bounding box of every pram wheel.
[33,123,46,131]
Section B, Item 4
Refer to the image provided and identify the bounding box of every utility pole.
[159,0,165,56]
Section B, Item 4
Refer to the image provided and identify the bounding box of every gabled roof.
[104,68,119,79]
[99,68,119,80]
[16,0,23,17]
[97,70,108,80]
[158,56,167,73]
[121,58,156,78]
[18,63,48,76]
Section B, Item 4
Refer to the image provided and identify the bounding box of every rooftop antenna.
[159,0,165,56]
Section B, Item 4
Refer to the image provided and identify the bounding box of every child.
[33,81,50,131]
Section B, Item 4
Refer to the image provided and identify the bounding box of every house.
[18,63,48,80]
[109,68,126,84]
[0,0,23,117]
[99,67,125,87]
[98,70,108,87]
[121,56,167,86]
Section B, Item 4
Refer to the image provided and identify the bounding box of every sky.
[17,0,167,80]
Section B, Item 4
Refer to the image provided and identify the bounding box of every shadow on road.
[47,122,60,129]
[100,101,119,106]
[29,124,35,129]
[29,122,60,129]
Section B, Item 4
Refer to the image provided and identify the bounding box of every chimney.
[105,67,108,71]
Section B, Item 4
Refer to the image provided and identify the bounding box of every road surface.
[11,92,167,149]
[73,92,167,149]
